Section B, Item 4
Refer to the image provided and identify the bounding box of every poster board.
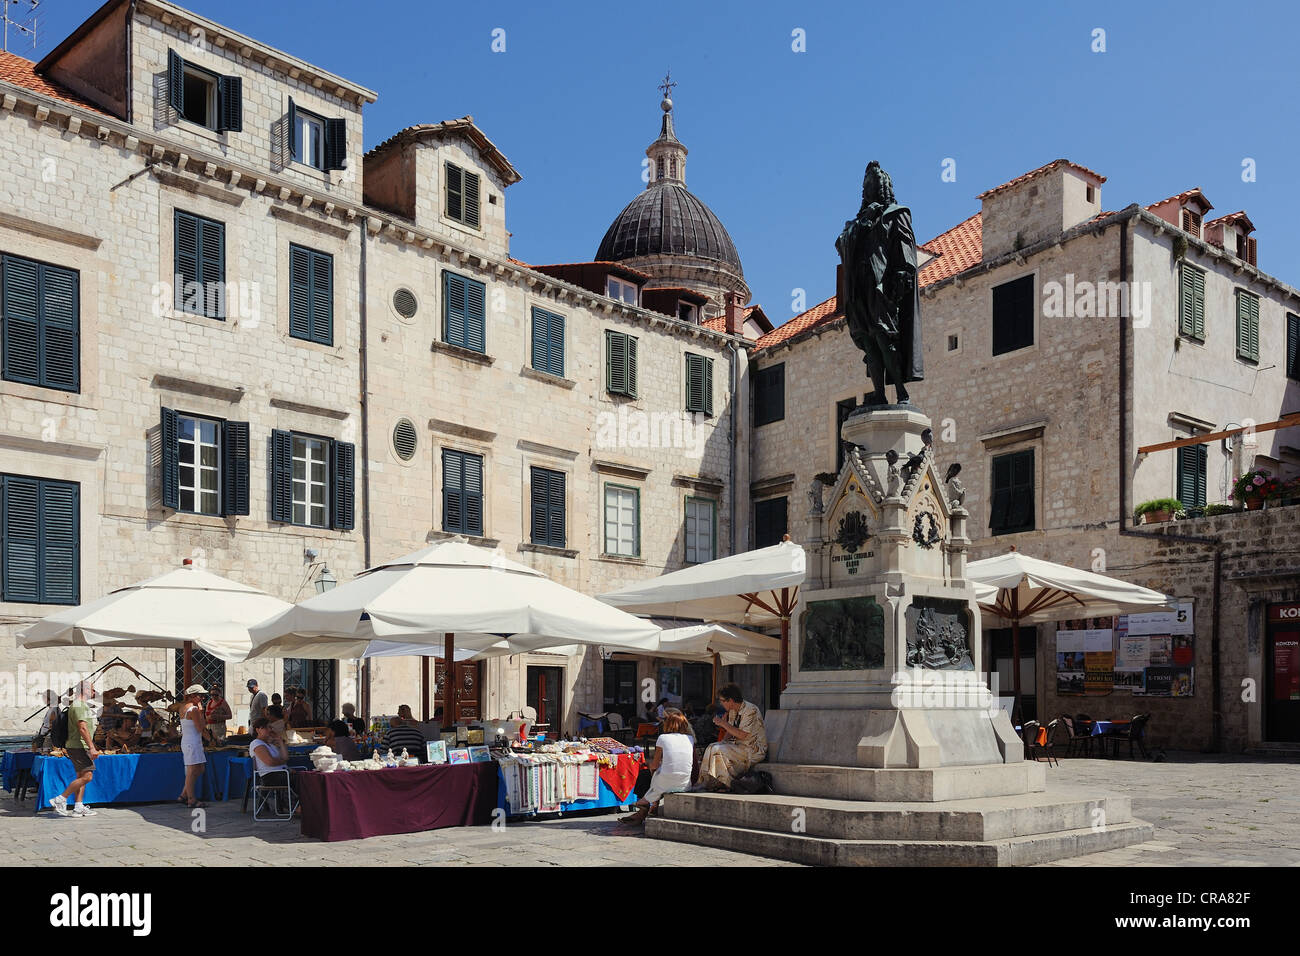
[1054,601,1195,697]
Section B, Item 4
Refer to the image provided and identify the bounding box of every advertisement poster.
[1274,640,1300,701]
[1113,616,1144,690]
[1055,629,1086,695]
[1083,628,1115,696]
[1142,665,1194,697]
[1127,601,1194,635]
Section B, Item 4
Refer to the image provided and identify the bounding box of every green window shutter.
[311,249,333,345]
[39,480,79,604]
[217,74,242,132]
[465,277,486,353]
[606,330,626,394]
[463,170,481,228]
[1179,264,1206,339]
[442,449,463,532]
[160,406,180,510]
[1176,444,1207,508]
[1,475,39,602]
[446,163,463,222]
[222,421,250,516]
[1246,293,1259,361]
[685,354,704,412]
[39,263,79,391]
[1192,266,1205,339]
[288,245,312,340]
[331,440,355,531]
[703,356,714,416]
[548,470,564,547]
[444,272,467,347]
[463,453,483,535]
[2,254,40,385]
[324,118,347,171]
[1288,313,1300,380]
[270,429,293,522]
[548,311,565,377]
[530,468,549,545]
[174,211,199,313]
[167,50,185,114]
[199,217,225,318]
[531,307,548,373]
[286,97,296,159]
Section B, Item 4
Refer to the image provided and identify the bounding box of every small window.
[443,271,487,353]
[531,306,565,377]
[1,253,80,393]
[685,496,716,564]
[1181,208,1202,235]
[655,157,665,181]
[167,50,241,133]
[445,162,481,229]
[161,408,249,517]
[678,301,697,323]
[288,244,333,346]
[442,449,484,536]
[1287,313,1300,381]
[1086,184,1096,204]
[1235,289,1260,362]
[181,65,217,128]
[990,449,1035,535]
[754,497,788,549]
[604,484,640,557]
[530,467,566,549]
[293,109,325,170]
[392,288,418,319]
[606,276,639,305]
[947,334,959,352]
[991,275,1034,355]
[173,210,225,320]
[1,473,79,604]
[753,363,785,427]
[685,353,714,415]
[606,330,638,397]
[292,435,330,528]
[177,415,222,516]
[669,157,678,179]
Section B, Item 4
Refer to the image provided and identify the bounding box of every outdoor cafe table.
[1088,719,1131,737]
[296,762,499,841]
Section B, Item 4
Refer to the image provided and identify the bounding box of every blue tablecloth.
[34,752,214,810]
[1090,720,1131,737]
[2,751,35,791]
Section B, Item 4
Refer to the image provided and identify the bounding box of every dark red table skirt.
[297,763,499,842]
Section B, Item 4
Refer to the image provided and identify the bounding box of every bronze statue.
[836,161,924,405]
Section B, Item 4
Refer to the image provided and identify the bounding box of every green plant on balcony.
[1203,503,1236,517]
[1230,469,1280,510]
[1134,498,1182,524]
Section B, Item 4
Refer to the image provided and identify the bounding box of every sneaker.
[72,805,97,817]
[50,795,70,817]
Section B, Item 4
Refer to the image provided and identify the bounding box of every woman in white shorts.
[619,711,694,827]
[177,683,208,808]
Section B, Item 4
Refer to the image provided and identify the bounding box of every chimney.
[724,292,746,336]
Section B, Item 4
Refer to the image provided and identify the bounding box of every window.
[836,397,858,472]
[753,363,785,427]
[1179,262,1206,340]
[443,271,486,353]
[530,306,564,377]
[445,162,481,228]
[991,274,1034,355]
[604,484,640,557]
[606,330,638,397]
[678,301,697,323]
[606,276,639,305]
[167,50,241,132]
[160,408,248,517]
[685,496,716,564]
[270,430,354,530]
[530,467,566,549]
[287,98,346,171]
[1235,289,1260,362]
[1,474,78,604]
[754,497,788,549]
[174,647,224,701]
[442,449,484,536]
[670,157,677,179]
[947,334,959,352]
[685,353,714,415]
[603,660,638,722]
[289,244,333,346]
[1181,208,1202,236]
[2,253,79,392]
[174,210,225,319]
[990,449,1035,535]
[1287,313,1300,381]
[655,157,665,181]
[1086,184,1096,204]
[1177,443,1207,509]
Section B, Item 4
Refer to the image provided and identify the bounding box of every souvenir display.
[448,748,471,764]
[426,740,448,764]
[468,745,491,763]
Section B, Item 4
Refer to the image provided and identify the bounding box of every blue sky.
[29,0,1300,326]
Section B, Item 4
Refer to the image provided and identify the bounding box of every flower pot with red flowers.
[1231,469,1278,511]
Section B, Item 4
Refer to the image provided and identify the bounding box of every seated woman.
[619,711,694,827]
[248,717,289,785]
[324,719,360,760]
[694,683,767,792]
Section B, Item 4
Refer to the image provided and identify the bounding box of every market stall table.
[33,752,217,810]
[296,762,498,841]
[2,751,35,793]
[496,750,645,816]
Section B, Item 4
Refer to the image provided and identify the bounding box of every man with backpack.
[50,680,99,817]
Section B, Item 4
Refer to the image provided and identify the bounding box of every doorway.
[987,626,1037,722]
[434,660,482,723]
[1266,602,1300,742]
[283,658,336,726]
[602,660,637,726]
[527,665,564,735]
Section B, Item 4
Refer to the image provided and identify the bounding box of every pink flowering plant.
[1230,469,1282,502]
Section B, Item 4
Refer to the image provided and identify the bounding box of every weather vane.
[658,70,677,102]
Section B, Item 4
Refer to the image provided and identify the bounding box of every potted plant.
[1134,498,1182,524]
[1204,503,1236,517]
[1231,469,1279,510]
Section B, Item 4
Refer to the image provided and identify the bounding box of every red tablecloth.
[297,763,498,841]
[597,753,643,803]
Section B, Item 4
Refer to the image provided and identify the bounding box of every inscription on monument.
[904,597,973,670]
[800,597,886,671]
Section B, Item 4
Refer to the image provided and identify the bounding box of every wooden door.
[527,665,564,734]
[434,660,482,722]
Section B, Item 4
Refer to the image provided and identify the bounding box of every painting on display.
[426,740,448,765]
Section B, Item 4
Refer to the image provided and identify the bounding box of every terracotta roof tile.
[754,294,840,350]
[367,117,521,185]
[917,212,982,286]
[0,51,106,114]
[1146,187,1213,213]
[976,159,1105,200]
[1205,210,1254,232]
[701,316,727,332]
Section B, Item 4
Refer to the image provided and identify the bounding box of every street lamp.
[314,565,337,593]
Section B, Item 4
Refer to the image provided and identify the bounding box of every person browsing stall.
[50,681,99,817]
[382,705,427,760]
[177,684,208,808]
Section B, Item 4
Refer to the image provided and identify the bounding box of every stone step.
[660,789,1133,842]
[764,760,1046,802]
[645,816,1155,867]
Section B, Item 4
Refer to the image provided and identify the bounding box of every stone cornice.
[0,210,102,250]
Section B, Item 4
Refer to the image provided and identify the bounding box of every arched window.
[656,157,664,181]
[669,158,677,179]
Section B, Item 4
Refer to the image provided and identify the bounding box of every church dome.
[595,181,743,274]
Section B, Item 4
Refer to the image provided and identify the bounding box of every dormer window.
[1086,184,1096,204]
[294,109,325,169]
[1236,233,1258,266]
[607,276,639,305]
[1181,208,1202,236]
[445,162,481,229]
[678,301,697,323]
[167,50,241,133]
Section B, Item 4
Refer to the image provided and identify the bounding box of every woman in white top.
[619,712,694,827]
[249,717,289,783]
[177,684,208,808]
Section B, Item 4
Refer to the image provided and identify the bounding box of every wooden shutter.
[167,50,185,114]
[1,475,39,602]
[443,272,468,348]
[606,330,627,394]
[1288,313,1300,379]
[1246,237,1257,266]
[222,421,250,516]
[286,97,297,160]
[463,170,481,228]
[445,163,463,222]
[270,429,293,522]
[463,453,483,535]
[530,468,549,545]
[160,406,180,511]
[324,118,347,171]
[686,353,708,412]
[217,74,242,132]
[2,254,39,385]
[532,308,563,376]
[548,470,564,547]
[174,211,199,313]
[1180,264,1206,339]
[331,440,355,531]
[754,497,787,549]
[1176,444,1207,508]
[992,450,1035,533]
[289,245,313,340]
[442,450,463,532]
[465,277,486,353]
[198,217,225,318]
[39,264,79,391]
[1236,291,1259,361]
[548,311,564,377]
[311,250,333,345]
[754,364,785,426]
[39,480,78,604]
[703,356,714,416]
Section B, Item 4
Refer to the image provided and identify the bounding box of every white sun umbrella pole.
[967,546,1175,721]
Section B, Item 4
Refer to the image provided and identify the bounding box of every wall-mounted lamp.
[314,565,337,593]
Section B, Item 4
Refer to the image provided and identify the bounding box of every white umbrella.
[598,539,805,687]
[20,561,290,665]
[361,638,581,661]
[650,623,780,666]
[967,547,1174,719]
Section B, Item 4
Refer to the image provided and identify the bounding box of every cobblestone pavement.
[2,754,1295,866]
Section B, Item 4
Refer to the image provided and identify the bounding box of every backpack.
[49,706,70,749]
[728,770,774,796]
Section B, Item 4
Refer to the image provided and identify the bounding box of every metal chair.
[251,770,298,821]
[1060,715,1092,757]
[1040,718,1061,767]
[1021,720,1042,762]
[1109,714,1152,760]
